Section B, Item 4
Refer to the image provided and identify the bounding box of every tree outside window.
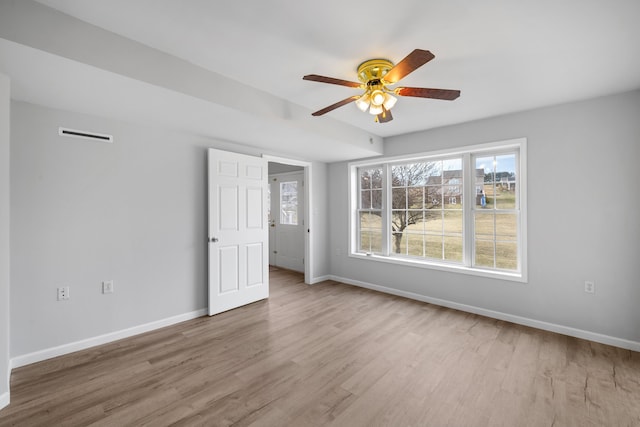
[350,139,525,280]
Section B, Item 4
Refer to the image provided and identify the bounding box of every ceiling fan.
[303,49,460,123]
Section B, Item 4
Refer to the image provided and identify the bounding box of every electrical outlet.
[102,280,114,294]
[584,280,595,294]
[57,286,70,301]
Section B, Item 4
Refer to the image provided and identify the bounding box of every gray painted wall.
[0,73,10,408]
[310,161,329,279]
[329,90,640,343]
[268,162,303,175]
[7,89,639,368]
[10,101,329,358]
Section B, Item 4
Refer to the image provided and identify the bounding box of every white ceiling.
[3,0,640,162]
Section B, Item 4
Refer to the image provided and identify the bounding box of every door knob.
[210,237,219,242]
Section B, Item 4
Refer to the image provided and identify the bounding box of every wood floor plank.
[1,268,639,426]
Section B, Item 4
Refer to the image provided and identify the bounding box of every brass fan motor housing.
[357,59,394,84]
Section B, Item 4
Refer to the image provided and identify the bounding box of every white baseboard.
[308,275,332,285]
[329,275,640,352]
[0,391,9,411]
[11,308,208,369]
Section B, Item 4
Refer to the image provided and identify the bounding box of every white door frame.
[263,155,312,284]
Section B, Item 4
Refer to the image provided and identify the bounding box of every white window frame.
[355,165,384,254]
[348,138,527,283]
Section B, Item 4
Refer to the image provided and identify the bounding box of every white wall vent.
[58,127,113,143]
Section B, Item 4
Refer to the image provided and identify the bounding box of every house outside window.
[350,138,527,282]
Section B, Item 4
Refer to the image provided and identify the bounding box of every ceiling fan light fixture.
[383,93,397,110]
[355,93,370,112]
[370,90,386,106]
[369,103,384,115]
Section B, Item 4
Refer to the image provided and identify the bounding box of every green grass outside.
[360,188,518,269]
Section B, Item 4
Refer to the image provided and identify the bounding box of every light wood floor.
[2,269,639,426]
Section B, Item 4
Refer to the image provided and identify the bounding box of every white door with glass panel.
[269,172,304,272]
[208,148,268,316]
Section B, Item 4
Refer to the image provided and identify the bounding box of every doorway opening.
[265,156,312,284]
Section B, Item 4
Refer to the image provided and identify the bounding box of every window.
[350,138,527,281]
[388,158,463,261]
[358,166,383,253]
[473,154,519,270]
[267,183,272,222]
[280,181,298,225]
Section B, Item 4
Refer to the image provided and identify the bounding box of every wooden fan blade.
[383,49,435,84]
[303,74,362,88]
[311,95,360,116]
[395,87,461,100]
[376,107,393,123]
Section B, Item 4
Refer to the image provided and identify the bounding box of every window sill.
[348,252,527,283]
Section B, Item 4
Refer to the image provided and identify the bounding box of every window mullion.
[463,153,474,267]
[382,163,391,256]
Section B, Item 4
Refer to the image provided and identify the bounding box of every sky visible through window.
[476,156,516,174]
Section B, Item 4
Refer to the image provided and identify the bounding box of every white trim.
[329,275,640,352]
[348,252,525,283]
[519,139,529,282]
[11,309,207,369]
[0,391,8,411]
[349,137,525,167]
[348,137,527,283]
[308,274,332,285]
[2,341,10,411]
[262,155,309,168]
[268,170,304,179]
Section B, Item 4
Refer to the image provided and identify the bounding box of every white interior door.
[269,172,304,272]
[208,148,268,316]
